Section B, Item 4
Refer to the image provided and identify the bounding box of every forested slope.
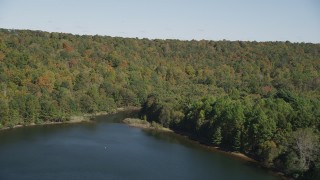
[0,29,319,178]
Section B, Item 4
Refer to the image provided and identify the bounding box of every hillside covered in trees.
[0,29,319,178]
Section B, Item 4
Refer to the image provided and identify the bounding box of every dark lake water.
[0,111,279,180]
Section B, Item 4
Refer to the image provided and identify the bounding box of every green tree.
[0,98,9,126]
[233,130,242,151]
[25,94,41,124]
[246,105,276,150]
[212,127,222,146]
[79,94,97,113]
[258,140,279,167]
[40,97,61,122]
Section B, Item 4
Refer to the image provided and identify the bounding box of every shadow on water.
[141,128,281,179]
[142,129,201,149]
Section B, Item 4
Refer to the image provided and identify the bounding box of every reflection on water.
[0,111,279,180]
[142,129,199,148]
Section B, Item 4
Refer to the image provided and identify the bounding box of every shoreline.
[197,143,287,179]
[174,130,257,162]
[123,118,287,180]
[173,130,288,179]
[0,107,140,131]
[122,118,255,162]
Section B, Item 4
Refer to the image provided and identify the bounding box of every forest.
[0,28,319,179]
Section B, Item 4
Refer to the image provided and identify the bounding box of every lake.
[0,111,279,180]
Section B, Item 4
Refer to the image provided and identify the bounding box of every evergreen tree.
[212,127,222,146]
[233,130,241,151]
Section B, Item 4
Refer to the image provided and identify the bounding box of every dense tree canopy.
[0,28,319,179]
